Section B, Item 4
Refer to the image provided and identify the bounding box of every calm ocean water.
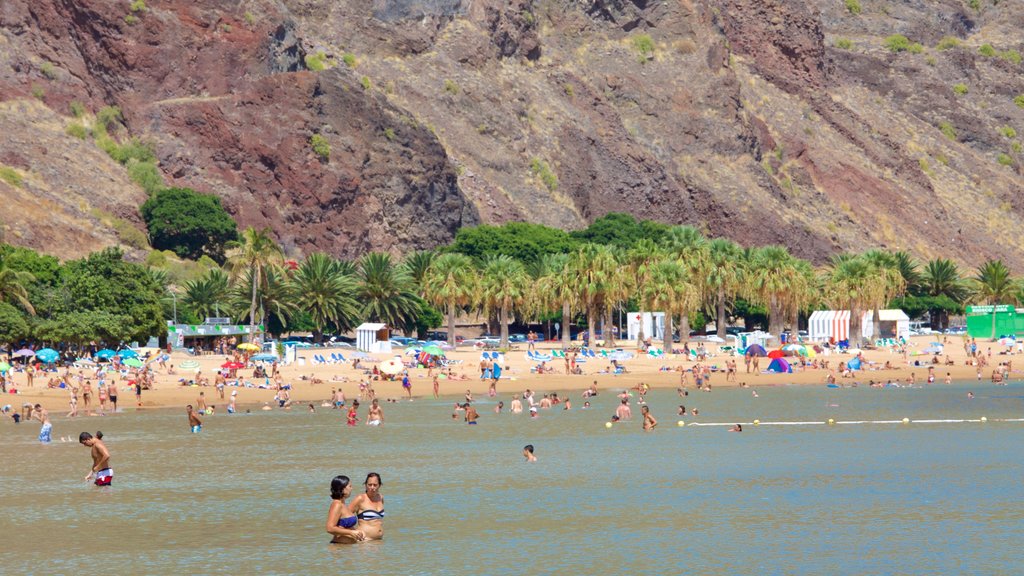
[2,382,1023,574]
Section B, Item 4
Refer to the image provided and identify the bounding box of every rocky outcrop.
[1,0,1023,268]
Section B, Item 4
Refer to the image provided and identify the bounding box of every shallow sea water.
[2,381,1023,574]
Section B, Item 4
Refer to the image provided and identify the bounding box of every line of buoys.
[677,417,1005,427]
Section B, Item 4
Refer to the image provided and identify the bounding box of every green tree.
[422,253,477,347]
[972,259,1017,339]
[0,301,29,344]
[290,253,359,342]
[666,226,708,341]
[61,248,166,343]
[228,267,295,338]
[224,227,284,342]
[182,268,230,321]
[479,255,529,348]
[141,187,239,262]
[356,252,421,330]
[918,258,968,329]
[823,253,903,345]
[860,250,909,341]
[572,244,620,347]
[403,250,436,294]
[0,261,36,314]
[643,258,700,353]
[570,213,671,249]
[449,222,577,264]
[705,238,744,339]
[621,239,664,346]
[533,253,578,349]
[746,246,804,343]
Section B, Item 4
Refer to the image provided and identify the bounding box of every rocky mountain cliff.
[1,0,1022,265]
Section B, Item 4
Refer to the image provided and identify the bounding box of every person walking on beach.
[432,375,439,399]
[326,475,365,544]
[402,373,412,399]
[80,431,112,486]
[187,405,203,433]
[641,405,657,431]
[82,380,93,414]
[67,386,79,418]
[30,404,52,443]
[108,381,119,413]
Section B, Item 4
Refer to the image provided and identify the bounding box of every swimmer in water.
[79,431,112,485]
[351,473,385,541]
[641,405,657,431]
[523,444,536,462]
[729,424,743,432]
[326,475,365,543]
[187,405,202,433]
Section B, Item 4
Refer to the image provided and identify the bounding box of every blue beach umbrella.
[96,349,117,360]
[252,353,277,362]
[117,349,139,359]
[35,348,59,363]
[745,344,768,357]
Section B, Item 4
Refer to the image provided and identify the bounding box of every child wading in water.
[346,402,359,427]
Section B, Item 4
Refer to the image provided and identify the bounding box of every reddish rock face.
[1,0,1023,267]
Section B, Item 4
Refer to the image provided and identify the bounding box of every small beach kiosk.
[356,323,392,354]
[627,312,665,342]
[808,309,909,342]
[965,305,1024,339]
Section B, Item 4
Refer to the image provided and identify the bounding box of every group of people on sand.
[326,473,385,543]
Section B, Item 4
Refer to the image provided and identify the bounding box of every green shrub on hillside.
[444,79,459,95]
[310,134,330,160]
[997,153,1013,166]
[939,121,957,141]
[127,159,163,195]
[1001,50,1022,65]
[835,38,853,50]
[69,101,86,118]
[936,36,961,50]
[632,34,655,62]
[361,76,372,90]
[1015,95,1024,108]
[844,0,861,15]
[124,14,138,25]
[130,0,147,12]
[953,83,968,95]
[40,62,57,80]
[304,52,328,72]
[979,44,996,57]
[884,35,922,53]
[342,53,356,68]
[96,105,123,131]
[530,157,558,192]
[31,86,44,100]
[0,166,23,188]
[66,123,89,139]
[999,126,1017,138]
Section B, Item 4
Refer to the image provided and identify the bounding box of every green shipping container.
[965,305,1022,339]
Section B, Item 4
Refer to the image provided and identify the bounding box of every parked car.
[390,336,418,346]
[725,327,743,336]
[509,334,528,342]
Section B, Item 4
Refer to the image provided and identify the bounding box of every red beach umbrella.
[767,350,786,359]
[221,361,245,369]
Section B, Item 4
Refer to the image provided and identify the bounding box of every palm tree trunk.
[663,313,674,354]
[604,307,616,348]
[679,314,691,343]
[561,301,571,349]
[992,309,997,340]
[500,305,510,349]
[587,307,596,348]
[249,265,259,343]
[871,308,881,342]
[716,287,727,339]
[447,302,457,348]
[768,297,784,345]
[850,307,863,346]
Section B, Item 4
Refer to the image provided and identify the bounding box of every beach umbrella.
[766,358,791,373]
[12,348,35,357]
[222,361,245,369]
[378,359,404,375]
[422,344,445,357]
[117,349,139,359]
[252,353,277,362]
[96,349,117,360]
[35,348,59,363]
[179,360,200,370]
[705,335,725,343]
[237,343,260,351]
[123,358,144,368]
[745,344,767,357]
[768,350,785,359]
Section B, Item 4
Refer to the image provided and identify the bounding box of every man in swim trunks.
[80,431,112,485]
[31,404,52,443]
[187,405,203,433]
[365,398,383,426]
[615,398,632,421]
[464,403,479,424]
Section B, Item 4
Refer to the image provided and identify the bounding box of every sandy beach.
[4,334,1008,413]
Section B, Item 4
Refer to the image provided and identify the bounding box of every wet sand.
[4,335,1007,411]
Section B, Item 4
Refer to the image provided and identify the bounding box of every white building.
[356,323,392,353]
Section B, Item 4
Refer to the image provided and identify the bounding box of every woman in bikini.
[326,475,365,544]
[351,472,385,540]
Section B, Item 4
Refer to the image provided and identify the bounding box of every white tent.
[356,323,392,353]
[861,309,910,341]
[627,312,665,342]
[808,310,851,342]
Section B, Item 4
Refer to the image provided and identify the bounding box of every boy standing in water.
[523,444,536,462]
[30,404,52,443]
[80,431,112,485]
[187,405,203,433]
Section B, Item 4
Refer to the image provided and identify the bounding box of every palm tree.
[572,244,620,347]
[643,258,700,353]
[356,252,421,330]
[422,253,477,347]
[0,263,36,314]
[479,255,529,348]
[228,267,296,337]
[182,268,229,320]
[291,253,360,342]
[403,250,436,295]
[622,239,664,346]
[665,226,708,341]
[823,254,904,345]
[920,258,968,330]
[860,250,909,341]
[705,238,743,339]
[972,259,1017,340]
[534,253,578,349]
[746,245,799,344]
[890,251,922,295]
[224,227,284,342]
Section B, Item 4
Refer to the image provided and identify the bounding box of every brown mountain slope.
[1,0,1022,266]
